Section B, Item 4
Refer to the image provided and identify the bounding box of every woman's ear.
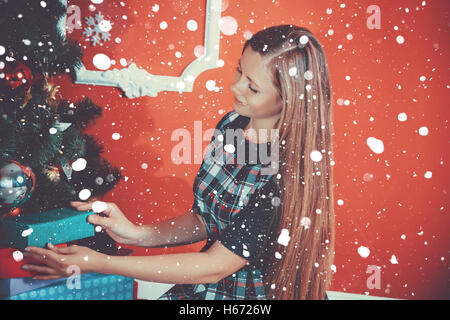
[275,94,283,113]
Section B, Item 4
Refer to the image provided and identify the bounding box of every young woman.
[22,25,335,300]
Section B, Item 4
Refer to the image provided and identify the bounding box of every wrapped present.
[0,277,67,298]
[6,273,134,300]
[0,244,67,279]
[0,248,36,278]
[0,208,94,249]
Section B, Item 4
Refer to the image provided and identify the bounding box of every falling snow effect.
[71,158,87,172]
[366,137,384,154]
[78,189,92,201]
[92,201,108,213]
[12,250,23,262]
[92,53,111,70]
[21,228,33,238]
[37,0,448,300]
[277,229,291,246]
[219,16,238,35]
[357,246,370,258]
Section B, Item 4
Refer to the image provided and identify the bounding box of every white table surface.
[134,281,398,300]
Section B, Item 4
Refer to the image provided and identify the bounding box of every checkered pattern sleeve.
[216,179,280,266]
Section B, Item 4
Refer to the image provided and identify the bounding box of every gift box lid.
[0,208,95,249]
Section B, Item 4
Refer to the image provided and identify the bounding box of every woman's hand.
[71,201,144,246]
[22,243,106,280]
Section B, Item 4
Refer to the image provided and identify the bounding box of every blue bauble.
[0,160,36,216]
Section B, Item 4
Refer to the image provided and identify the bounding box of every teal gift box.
[0,208,95,249]
[6,273,134,300]
[0,277,67,298]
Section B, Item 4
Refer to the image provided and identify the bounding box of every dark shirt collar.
[220,114,274,165]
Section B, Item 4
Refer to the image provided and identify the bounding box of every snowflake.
[83,12,114,46]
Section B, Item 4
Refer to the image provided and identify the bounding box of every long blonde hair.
[244,25,335,300]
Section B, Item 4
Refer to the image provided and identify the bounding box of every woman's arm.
[136,208,208,248]
[71,201,207,248]
[23,241,247,284]
[101,241,247,284]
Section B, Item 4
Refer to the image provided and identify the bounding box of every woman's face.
[231,47,282,121]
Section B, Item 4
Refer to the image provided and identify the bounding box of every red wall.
[58,0,450,299]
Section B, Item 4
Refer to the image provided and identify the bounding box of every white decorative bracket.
[58,0,222,98]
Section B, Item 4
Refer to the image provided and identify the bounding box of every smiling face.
[231,47,283,127]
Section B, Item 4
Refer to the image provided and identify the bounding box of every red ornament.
[0,160,36,218]
[8,207,21,217]
[0,59,33,98]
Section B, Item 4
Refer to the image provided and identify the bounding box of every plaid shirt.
[159,111,280,300]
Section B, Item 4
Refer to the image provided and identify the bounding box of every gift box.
[0,244,67,279]
[0,248,36,278]
[6,273,134,300]
[0,208,94,249]
[0,277,67,298]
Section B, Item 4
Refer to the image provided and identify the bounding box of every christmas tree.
[0,0,122,254]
